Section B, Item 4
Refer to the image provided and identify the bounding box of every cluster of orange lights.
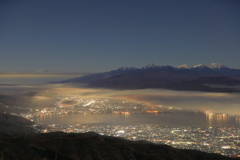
[146,111,158,113]
[121,112,130,114]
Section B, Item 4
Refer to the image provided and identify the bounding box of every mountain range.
[59,63,240,92]
[37,69,49,73]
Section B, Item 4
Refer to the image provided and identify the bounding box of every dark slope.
[0,132,234,160]
[90,69,201,89]
[0,114,36,136]
[187,76,240,86]
[0,114,235,159]
[61,67,140,84]
[165,76,240,92]
[90,72,240,92]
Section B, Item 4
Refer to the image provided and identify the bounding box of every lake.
[33,112,240,127]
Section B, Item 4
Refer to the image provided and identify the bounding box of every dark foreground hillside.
[0,114,236,160]
[0,114,36,136]
[0,131,235,160]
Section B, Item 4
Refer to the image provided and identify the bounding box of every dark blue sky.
[1,0,240,72]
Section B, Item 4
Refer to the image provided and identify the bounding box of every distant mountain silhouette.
[90,69,200,89]
[59,63,240,92]
[166,77,240,92]
[37,69,49,73]
[60,67,140,84]
[91,75,240,92]
[187,76,240,86]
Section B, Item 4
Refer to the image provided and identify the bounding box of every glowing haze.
[1,83,239,115]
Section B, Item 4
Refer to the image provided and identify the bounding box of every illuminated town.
[7,93,240,158]
[38,124,240,157]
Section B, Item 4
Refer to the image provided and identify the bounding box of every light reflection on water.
[33,112,240,127]
[206,113,240,127]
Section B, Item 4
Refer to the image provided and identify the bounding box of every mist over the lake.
[52,84,240,115]
[1,74,239,116]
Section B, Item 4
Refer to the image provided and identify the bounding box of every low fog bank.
[53,83,240,115]
[0,84,57,113]
[0,82,240,115]
[0,73,85,85]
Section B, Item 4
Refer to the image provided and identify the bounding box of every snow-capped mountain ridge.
[60,63,240,86]
[118,63,230,71]
[142,63,160,69]
[177,63,228,70]
[176,64,192,69]
[193,64,208,68]
[206,63,228,69]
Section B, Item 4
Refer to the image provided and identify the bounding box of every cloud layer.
[1,82,240,115]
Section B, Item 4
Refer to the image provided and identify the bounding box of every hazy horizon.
[1,62,240,74]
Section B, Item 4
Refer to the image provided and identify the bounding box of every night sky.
[1,0,240,73]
